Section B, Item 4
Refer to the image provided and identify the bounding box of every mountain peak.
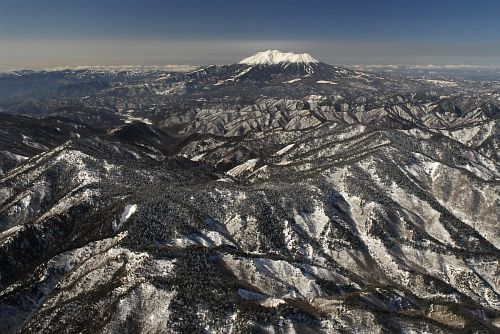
[239,50,319,65]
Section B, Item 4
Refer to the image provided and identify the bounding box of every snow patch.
[121,204,137,223]
[425,79,459,87]
[124,116,153,125]
[233,66,253,79]
[316,80,337,85]
[227,158,259,177]
[276,144,295,155]
[113,204,137,231]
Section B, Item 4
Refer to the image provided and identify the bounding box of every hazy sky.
[1,0,499,67]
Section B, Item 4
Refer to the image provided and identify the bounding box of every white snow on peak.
[239,50,319,65]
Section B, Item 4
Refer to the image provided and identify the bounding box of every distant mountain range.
[0,50,499,333]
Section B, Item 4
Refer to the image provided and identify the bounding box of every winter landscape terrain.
[0,50,499,333]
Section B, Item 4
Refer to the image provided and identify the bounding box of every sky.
[1,0,499,68]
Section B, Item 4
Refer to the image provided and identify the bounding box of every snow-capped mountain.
[0,52,499,333]
[239,50,319,65]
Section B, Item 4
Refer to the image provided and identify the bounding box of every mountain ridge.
[0,50,498,333]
